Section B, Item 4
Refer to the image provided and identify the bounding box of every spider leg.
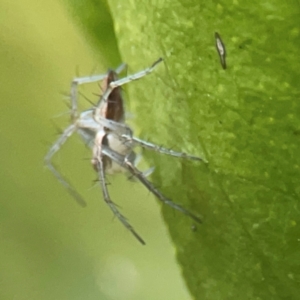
[70,63,128,120]
[44,124,87,207]
[96,116,133,136]
[95,58,163,116]
[76,111,133,143]
[94,138,146,245]
[77,117,101,131]
[121,135,204,161]
[101,145,202,224]
[115,63,127,74]
[123,156,202,224]
[79,115,133,144]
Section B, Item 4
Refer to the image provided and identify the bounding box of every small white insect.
[45,58,203,244]
[215,32,227,69]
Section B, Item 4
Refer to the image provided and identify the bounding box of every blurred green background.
[0,1,192,299]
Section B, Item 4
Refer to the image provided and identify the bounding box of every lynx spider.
[45,58,203,245]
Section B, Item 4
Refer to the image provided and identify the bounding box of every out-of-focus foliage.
[63,0,121,65]
[0,1,193,300]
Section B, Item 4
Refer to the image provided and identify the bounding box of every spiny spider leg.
[94,138,145,245]
[94,58,163,120]
[94,118,203,163]
[121,134,203,161]
[93,118,202,163]
[70,63,127,120]
[44,124,87,207]
[123,157,202,224]
[96,116,133,136]
[101,145,202,225]
[76,116,101,131]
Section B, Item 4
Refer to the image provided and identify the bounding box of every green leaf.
[106,1,300,299]
[64,0,300,298]
[63,0,121,65]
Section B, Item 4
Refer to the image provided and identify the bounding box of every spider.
[45,58,203,245]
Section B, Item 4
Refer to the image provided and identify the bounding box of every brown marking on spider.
[100,70,125,122]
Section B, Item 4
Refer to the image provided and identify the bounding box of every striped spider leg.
[92,129,147,244]
[102,140,202,221]
[120,135,204,161]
